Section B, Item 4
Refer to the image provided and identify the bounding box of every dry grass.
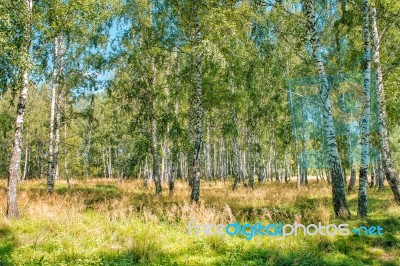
[0,178,335,224]
[0,178,399,265]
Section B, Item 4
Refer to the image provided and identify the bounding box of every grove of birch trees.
[1,0,400,219]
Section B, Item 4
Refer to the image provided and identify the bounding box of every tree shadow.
[0,224,16,266]
[217,237,398,266]
[27,184,122,209]
[347,197,393,213]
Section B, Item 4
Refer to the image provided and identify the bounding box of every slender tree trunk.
[248,111,255,188]
[377,152,384,191]
[85,127,92,178]
[143,156,149,187]
[258,162,264,182]
[339,93,354,187]
[7,0,32,219]
[205,120,211,181]
[188,97,194,187]
[64,123,71,188]
[218,138,223,180]
[300,101,308,185]
[164,135,171,191]
[370,162,375,188]
[47,36,59,194]
[53,34,65,182]
[339,93,357,192]
[305,0,350,218]
[284,148,289,183]
[372,8,400,204]
[102,147,107,178]
[187,53,195,188]
[170,98,179,194]
[358,0,371,218]
[22,138,29,181]
[7,69,29,218]
[169,49,179,194]
[151,62,162,195]
[348,165,357,192]
[53,90,62,181]
[240,151,247,186]
[273,135,280,183]
[231,81,241,190]
[190,53,203,200]
[182,154,187,180]
[288,89,301,188]
[190,3,203,202]
[146,0,161,193]
[166,138,171,184]
[161,142,165,182]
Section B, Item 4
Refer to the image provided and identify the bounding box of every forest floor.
[0,178,399,265]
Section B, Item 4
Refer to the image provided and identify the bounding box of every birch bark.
[7,0,33,218]
[305,0,349,217]
[372,8,400,204]
[190,2,203,202]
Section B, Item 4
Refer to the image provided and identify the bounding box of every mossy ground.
[0,178,399,265]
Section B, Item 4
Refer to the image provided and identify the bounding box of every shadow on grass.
[219,247,325,266]
[332,234,399,266]
[26,184,122,209]
[0,224,16,266]
[93,239,397,266]
[218,236,399,266]
[347,197,393,213]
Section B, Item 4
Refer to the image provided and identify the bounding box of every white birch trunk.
[357,0,371,218]
[372,8,400,204]
[7,0,33,218]
[190,2,204,202]
[47,36,59,193]
[305,0,349,217]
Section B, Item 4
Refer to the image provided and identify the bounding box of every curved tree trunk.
[305,0,350,218]
[7,0,33,219]
[372,8,400,204]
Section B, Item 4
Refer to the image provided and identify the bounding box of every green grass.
[0,179,399,265]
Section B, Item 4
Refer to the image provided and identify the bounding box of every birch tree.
[190,2,203,202]
[151,57,162,195]
[305,0,350,218]
[7,0,33,219]
[231,78,242,191]
[47,36,59,194]
[358,0,371,218]
[339,93,356,192]
[372,6,400,204]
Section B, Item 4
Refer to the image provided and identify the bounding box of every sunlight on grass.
[0,179,399,265]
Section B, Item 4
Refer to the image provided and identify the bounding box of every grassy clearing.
[0,179,399,265]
